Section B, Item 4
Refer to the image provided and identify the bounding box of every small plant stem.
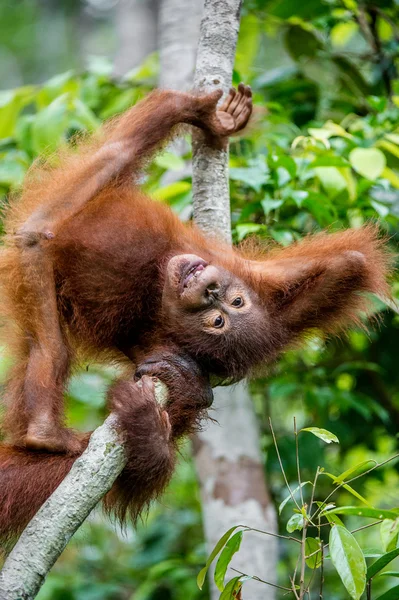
[294,417,304,506]
[367,579,372,600]
[319,546,324,599]
[293,552,301,585]
[269,417,301,511]
[290,576,300,599]
[309,466,320,519]
[312,453,399,521]
[351,520,383,534]
[299,517,308,598]
[246,526,302,544]
[230,568,293,592]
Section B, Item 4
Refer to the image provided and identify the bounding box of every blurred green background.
[1,0,399,598]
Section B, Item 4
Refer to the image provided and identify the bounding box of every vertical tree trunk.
[159,0,203,91]
[191,1,278,598]
[114,0,159,76]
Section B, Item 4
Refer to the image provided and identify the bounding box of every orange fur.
[0,85,393,542]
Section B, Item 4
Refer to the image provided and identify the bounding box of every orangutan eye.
[213,315,224,328]
[231,297,243,307]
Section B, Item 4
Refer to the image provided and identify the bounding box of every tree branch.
[0,416,126,599]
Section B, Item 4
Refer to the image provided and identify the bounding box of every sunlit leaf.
[314,167,347,197]
[279,482,311,514]
[326,507,399,520]
[305,537,322,569]
[214,531,243,591]
[330,21,358,47]
[235,223,267,242]
[155,152,185,171]
[381,167,399,189]
[329,525,366,599]
[301,427,339,444]
[219,576,242,600]
[334,460,376,484]
[31,94,69,154]
[380,519,399,552]
[374,586,399,600]
[152,181,191,201]
[287,513,304,533]
[308,127,333,140]
[261,197,284,215]
[230,159,269,191]
[197,526,243,590]
[349,148,386,181]
[367,547,399,580]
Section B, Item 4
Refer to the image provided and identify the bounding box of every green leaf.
[370,200,390,218]
[308,127,333,140]
[0,154,28,187]
[214,531,243,591]
[326,507,399,520]
[31,94,69,155]
[197,526,242,590]
[381,519,399,552]
[287,514,304,533]
[305,537,322,569]
[279,482,311,514]
[71,98,100,131]
[219,576,243,600]
[235,223,267,242]
[230,157,269,191]
[329,525,366,599]
[320,473,372,506]
[377,572,399,578]
[152,181,191,201]
[314,166,347,197]
[367,547,399,580]
[154,152,185,171]
[349,148,386,181]
[330,22,359,47]
[301,427,339,444]
[311,156,349,167]
[0,86,36,139]
[381,167,399,189]
[374,585,399,600]
[285,23,322,60]
[261,197,284,215]
[334,460,376,484]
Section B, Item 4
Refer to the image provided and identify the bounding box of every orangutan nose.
[205,283,220,299]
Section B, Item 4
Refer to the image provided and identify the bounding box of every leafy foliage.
[1,0,399,598]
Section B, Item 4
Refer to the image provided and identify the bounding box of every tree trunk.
[0,416,127,599]
[114,0,159,76]
[159,0,203,91]
[191,1,278,598]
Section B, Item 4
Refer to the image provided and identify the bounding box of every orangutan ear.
[247,226,392,337]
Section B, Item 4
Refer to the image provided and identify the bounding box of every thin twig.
[351,520,383,534]
[294,417,304,506]
[309,466,320,520]
[246,526,302,544]
[312,453,399,521]
[299,518,308,598]
[319,543,324,600]
[230,568,293,592]
[290,576,300,600]
[269,417,301,511]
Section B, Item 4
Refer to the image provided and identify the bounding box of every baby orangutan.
[0,83,392,540]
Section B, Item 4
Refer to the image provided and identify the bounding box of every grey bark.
[191,1,277,597]
[0,416,127,600]
[159,0,203,91]
[0,382,167,599]
[114,0,159,76]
